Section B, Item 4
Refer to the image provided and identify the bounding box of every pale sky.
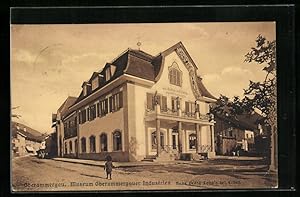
[11,22,276,133]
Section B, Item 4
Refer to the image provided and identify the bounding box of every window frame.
[100,133,108,152]
[81,137,86,153]
[112,130,122,151]
[89,135,96,153]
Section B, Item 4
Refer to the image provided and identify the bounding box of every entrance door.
[151,131,164,150]
[172,135,177,149]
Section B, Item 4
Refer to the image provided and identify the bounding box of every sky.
[11,22,276,133]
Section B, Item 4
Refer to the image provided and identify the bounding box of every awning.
[25,146,35,152]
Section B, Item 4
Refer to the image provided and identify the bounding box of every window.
[89,135,96,153]
[92,77,99,91]
[151,131,164,149]
[185,101,197,115]
[81,137,86,153]
[171,97,181,112]
[80,109,87,124]
[89,105,96,120]
[105,67,111,81]
[83,85,87,96]
[109,92,123,112]
[169,66,182,86]
[74,139,78,154]
[64,142,68,154]
[161,96,167,112]
[147,93,154,110]
[189,133,197,149]
[113,130,122,151]
[99,99,108,117]
[100,133,108,151]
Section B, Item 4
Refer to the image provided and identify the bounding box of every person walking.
[104,155,113,180]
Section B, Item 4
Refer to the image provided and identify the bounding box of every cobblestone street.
[12,156,277,192]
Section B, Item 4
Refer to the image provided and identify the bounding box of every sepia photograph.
[11,22,278,191]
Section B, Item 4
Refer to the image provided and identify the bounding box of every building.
[54,42,217,162]
[11,122,45,157]
[214,112,264,155]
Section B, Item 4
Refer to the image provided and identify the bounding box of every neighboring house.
[53,42,217,162]
[11,122,45,157]
[52,96,77,158]
[214,112,264,155]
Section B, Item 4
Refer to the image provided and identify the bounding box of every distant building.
[11,122,45,157]
[53,42,217,162]
[214,112,264,155]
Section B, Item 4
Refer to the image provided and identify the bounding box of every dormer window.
[105,67,111,81]
[82,82,91,96]
[83,85,87,96]
[169,62,182,86]
[91,77,99,91]
[105,64,117,81]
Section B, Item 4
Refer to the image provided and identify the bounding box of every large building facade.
[54,42,217,162]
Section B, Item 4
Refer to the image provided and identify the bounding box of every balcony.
[145,104,212,124]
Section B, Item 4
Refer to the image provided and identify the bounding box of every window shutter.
[147,93,154,110]
[119,92,123,108]
[185,102,189,113]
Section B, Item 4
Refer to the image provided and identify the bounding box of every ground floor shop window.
[100,133,108,151]
[151,131,164,149]
[89,135,96,153]
[81,137,86,153]
[189,133,197,149]
[113,130,122,151]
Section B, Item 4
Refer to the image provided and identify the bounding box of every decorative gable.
[175,46,202,99]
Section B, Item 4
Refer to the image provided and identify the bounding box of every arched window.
[151,131,164,149]
[69,141,73,153]
[89,135,96,153]
[100,133,108,151]
[189,133,197,149]
[113,130,122,151]
[169,62,182,86]
[81,137,86,153]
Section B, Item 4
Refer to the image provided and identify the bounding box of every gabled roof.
[11,122,45,142]
[71,42,216,108]
[58,96,77,117]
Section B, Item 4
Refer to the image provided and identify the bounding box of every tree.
[243,35,277,171]
[211,35,277,171]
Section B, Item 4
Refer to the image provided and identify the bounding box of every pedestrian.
[104,155,113,180]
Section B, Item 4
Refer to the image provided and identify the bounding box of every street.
[12,156,277,191]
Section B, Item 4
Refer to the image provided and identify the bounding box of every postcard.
[11,22,278,191]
